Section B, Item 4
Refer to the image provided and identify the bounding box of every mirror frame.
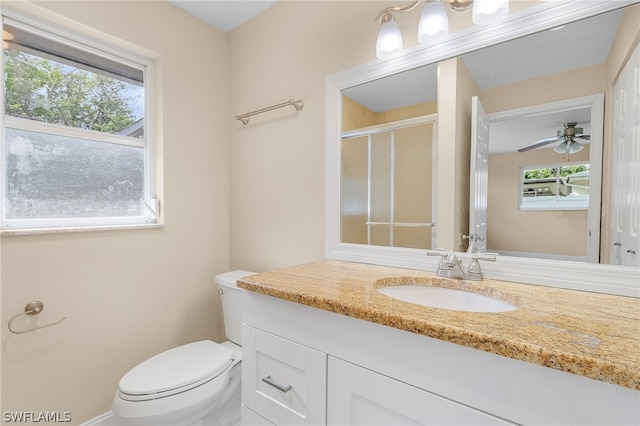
[325,0,640,297]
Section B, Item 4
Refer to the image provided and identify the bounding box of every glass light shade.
[376,20,403,59]
[554,140,584,154]
[472,0,509,25]
[418,1,449,44]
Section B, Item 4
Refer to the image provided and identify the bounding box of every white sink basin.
[377,285,518,313]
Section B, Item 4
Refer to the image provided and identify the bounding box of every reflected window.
[520,163,589,210]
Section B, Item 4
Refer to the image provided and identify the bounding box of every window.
[1,14,157,231]
[520,163,590,210]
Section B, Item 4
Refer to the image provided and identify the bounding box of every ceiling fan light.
[554,140,584,154]
[554,141,568,154]
[568,141,584,154]
[472,0,509,26]
[376,15,403,59]
[418,1,449,45]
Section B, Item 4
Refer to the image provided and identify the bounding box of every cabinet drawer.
[242,326,326,425]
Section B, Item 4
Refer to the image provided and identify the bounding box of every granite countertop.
[237,259,640,391]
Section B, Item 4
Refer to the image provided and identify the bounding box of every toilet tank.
[215,270,254,345]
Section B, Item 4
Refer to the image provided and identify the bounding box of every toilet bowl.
[111,270,254,426]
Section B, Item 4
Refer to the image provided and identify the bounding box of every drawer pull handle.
[262,375,292,393]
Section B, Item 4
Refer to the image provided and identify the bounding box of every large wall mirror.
[326,1,639,296]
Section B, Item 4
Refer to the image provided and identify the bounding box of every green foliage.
[4,49,137,134]
[523,168,555,180]
[559,164,589,177]
[524,164,589,180]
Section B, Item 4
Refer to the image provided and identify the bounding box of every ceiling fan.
[518,122,590,154]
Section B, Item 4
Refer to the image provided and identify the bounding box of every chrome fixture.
[235,99,304,125]
[428,250,495,280]
[553,122,586,155]
[8,300,66,334]
[375,0,509,59]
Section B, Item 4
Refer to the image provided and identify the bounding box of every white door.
[610,42,640,266]
[469,96,490,253]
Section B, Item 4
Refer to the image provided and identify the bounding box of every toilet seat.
[118,341,234,402]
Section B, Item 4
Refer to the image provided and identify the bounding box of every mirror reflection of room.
[482,107,594,262]
[341,65,437,250]
[466,6,632,264]
[338,4,639,266]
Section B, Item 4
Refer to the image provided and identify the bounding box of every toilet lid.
[118,341,234,398]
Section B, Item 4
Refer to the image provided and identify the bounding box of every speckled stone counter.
[237,259,640,391]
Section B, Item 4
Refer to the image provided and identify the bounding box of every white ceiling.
[168,0,277,33]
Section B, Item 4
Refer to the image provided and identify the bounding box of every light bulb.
[418,1,449,45]
[376,15,403,59]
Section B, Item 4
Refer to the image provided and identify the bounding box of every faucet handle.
[427,249,452,277]
[427,249,449,263]
[471,254,496,262]
[466,255,496,280]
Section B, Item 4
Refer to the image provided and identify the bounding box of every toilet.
[111,270,254,426]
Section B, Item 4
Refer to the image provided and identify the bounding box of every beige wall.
[488,147,590,256]
[342,96,378,131]
[377,101,437,124]
[228,1,394,272]
[0,0,547,421]
[1,1,229,422]
[437,57,480,251]
[227,0,540,270]
[342,96,438,131]
[479,63,606,114]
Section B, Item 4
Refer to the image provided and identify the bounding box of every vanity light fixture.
[375,0,508,59]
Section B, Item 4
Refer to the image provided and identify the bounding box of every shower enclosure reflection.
[341,65,438,250]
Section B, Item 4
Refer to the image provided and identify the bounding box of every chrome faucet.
[427,250,496,281]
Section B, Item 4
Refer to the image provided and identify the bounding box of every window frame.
[518,161,590,211]
[0,9,159,233]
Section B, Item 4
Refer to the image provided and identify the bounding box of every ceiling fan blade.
[518,137,559,153]
[575,134,591,140]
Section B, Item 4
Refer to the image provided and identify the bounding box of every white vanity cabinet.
[242,326,326,425]
[241,290,639,426]
[327,357,514,425]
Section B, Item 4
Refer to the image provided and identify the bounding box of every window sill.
[1,222,164,237]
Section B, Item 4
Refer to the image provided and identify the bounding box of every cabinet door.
[242,326,326,425]
[327,357,513,425]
